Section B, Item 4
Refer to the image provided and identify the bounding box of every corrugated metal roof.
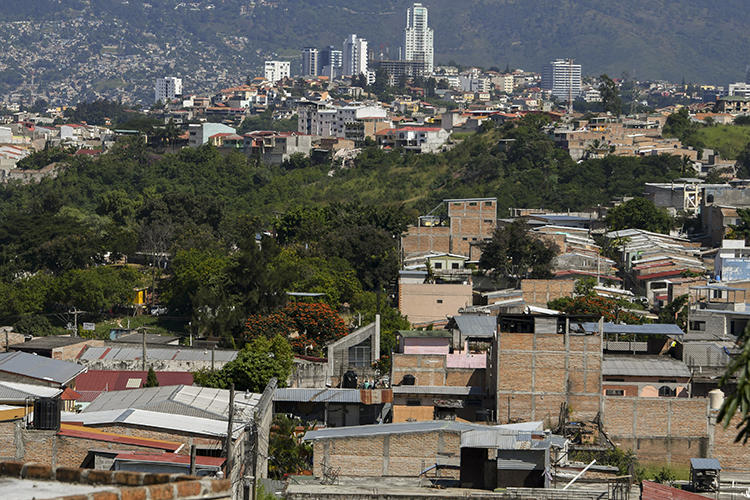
[641,480,709,500]
[273,388,362,403]
[75,370,194,402]
[63,408,243,438]
[78,346,238,362]
[0,351,86,384]
[690,458,721,470]
[602,357,692,378]
[580,322,684,336]
[397,330,452,338]
[392,385,483,396]
[9,336,89,350]
[453,315,496,338]
[82,385,261,422]
[303,420,485,441]
[0,381,62,401]
[496,458,543,470]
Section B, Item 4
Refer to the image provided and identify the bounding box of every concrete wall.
[399,282,472,325]
[289,359,329,388]
[447,199,496,258]
[312,430,461,478]
[78,358,232,372]
[495,330,602,426]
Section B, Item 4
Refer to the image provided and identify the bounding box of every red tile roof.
[58,424,181,451]
[641,481,708,500]
[74,370,193,402]
[60,387,81,400]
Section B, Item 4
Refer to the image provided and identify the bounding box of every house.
[602,357,691,398]
[243,131,313,165]
[375,126,450,153]
[188,123,236,147]
[0,351,87,389]
[9,336,103,359]
[74,370,194,407]
[398,270,472,326]
[273,388,392,427]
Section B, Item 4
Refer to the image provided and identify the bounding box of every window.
[484,219,492,224]
[451,263,460,269]
[406,399,421,406]
[690,321,706,331]
[658,386,677,397]
[437,299,443,304]
[348,342,371,367]
[605,389,624,396]
[433,262,443,269]
[484,201,493,207]
[462,237,468,241]
[469,202,477,206]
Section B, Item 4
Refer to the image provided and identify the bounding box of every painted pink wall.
[446,352,486,368]
[402,337,450,355]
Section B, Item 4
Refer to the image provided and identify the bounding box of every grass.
[639,462,691,482]
[690,124,750,159]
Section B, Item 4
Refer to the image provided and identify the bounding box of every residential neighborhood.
[0,2,750,500]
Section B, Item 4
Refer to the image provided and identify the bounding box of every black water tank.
[342,370,358,388]
[402,374,415,385]
[33,397,61,430]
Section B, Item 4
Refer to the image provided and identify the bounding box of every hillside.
[0,0,749,103]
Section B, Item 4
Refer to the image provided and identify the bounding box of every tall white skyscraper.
[302,47,319,77]
[320,46,343,79]
[343,35,368,77]
[542,59,582,103]
[264,61,290,83]
[404,3,434,74]
[154,77,182,103]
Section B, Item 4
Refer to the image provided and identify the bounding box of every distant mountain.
[1,0,748,103]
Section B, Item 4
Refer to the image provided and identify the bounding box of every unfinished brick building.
[401,198,497,260]
[491,314,603,427]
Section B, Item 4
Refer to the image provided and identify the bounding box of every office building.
[403,3,434,74]
[302,47,319,77]
[264,60,290,83]
[320,46,343,79]
[154,77,182,104]
[541,59,582,102]
[343,34,368,77]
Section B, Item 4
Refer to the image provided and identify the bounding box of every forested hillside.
[0,116,686,343]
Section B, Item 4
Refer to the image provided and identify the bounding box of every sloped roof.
[63,408,243,438]
[75,370,194,402]
[304,420,486,441]
[580,322,684,336]
[452,315,496,338]
[603,357,691,378]
[77,345,238,362]
[82,385,260,422]
[0,381,62,401]
[0,351,87,385]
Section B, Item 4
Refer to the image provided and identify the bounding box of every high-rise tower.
[403,3,434,74]
[343,35,368,77]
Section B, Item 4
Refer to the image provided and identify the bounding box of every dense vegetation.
[0,115,694,346]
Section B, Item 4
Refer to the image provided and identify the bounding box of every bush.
[14,315,54,336]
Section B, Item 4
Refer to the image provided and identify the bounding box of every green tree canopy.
[598,74,622,116]
[193,335,293,392]
[145,366,159,387]
[605,197,672,233]
[479,220,558,286]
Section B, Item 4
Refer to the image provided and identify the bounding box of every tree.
[244,302,348,354]
[574,277,597,297]
[728,208,750,243]
[193,335,293,392]
[478,221,558,286]
[718,322,750,443]
[548,295,644,324]
[268,414,312,479]
[658,294,689,330]
[145,366,159,387]
[605,197,672,233]
[662,108,699,141]
[14,315,54,336]
[599,74,622,116]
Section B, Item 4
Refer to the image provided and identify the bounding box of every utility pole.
[141,328,147,371]
[189,445,197,476]
[225,384,235,484]
[69,308,85,337]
